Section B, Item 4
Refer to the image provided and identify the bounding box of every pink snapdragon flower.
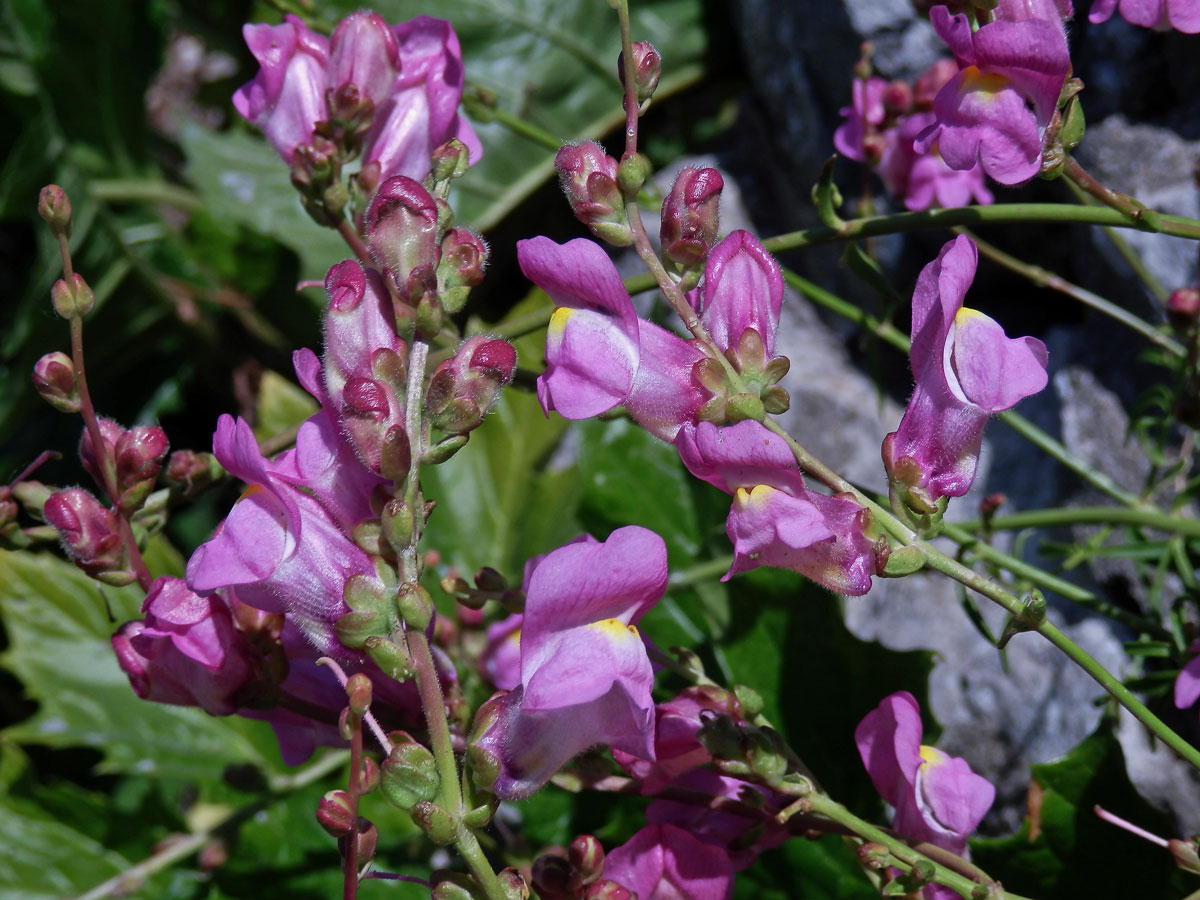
[518,236,708,441]
[688,230,783,358]
[835,66,992,211]
[856,692,995,862]
[471,526,667,799]
[111,577,259,716]
[917,6,1071,185]
[234,12,481,179]
[676,420,876,595]
[186,415,377,658]
[604,824,734,900]
[1089,0,1200,31]
[882,236,1048,503]
[1175,642,1200,712]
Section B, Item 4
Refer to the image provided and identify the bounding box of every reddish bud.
[165,449,220,496]
[531,854,575,899]
[346,672,373,715]
[366,176,441,291]
[1168,288,1200,332]
[619,41,662,105]
[38,184,72,238]
[43,488,127,580]
[584,880,632,900]
[432,138,472,182]
[426,336,517,434]
[882,80,912,115]
[569,835,605,884]
[115,426,169,513]
[437,227,489,314]
[33,352,79,413]
[79,418,124,496]
[317,790,357,837]
[555,142,634,246]
[661,167,724,267]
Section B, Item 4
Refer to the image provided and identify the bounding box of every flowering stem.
[804,792,1033,900]
[956,505,1200,540]
[959,227,1184,358]
[614,0,640,157]
[343,709,363,900]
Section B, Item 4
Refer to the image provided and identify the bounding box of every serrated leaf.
[0,550,269,778]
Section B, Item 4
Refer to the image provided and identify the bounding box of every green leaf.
[420,389,578,582]
[972,720,1191,899]
[717,568,934,816]
[254,368,319,442]
[0,550,271,778]
[735,833,877,900]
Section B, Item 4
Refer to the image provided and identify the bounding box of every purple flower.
[186,415,377,658]
[689,230,783,358]
[834,76,889,164]
[1175,642,1200,711]
[44,487,127,581]
[519,236,708,441]
[603,824,734,900]
[112,577,259,716]
[882,236,1048,503]
[233,16,329,163]
[233,13,480,180]
[916,6,1071,185]
[1089,0,1200,31]
[676,420,876,595]
[882,112,994,211]
[480,613,523,691]
[470,526,667,799]
[855,691,995,859]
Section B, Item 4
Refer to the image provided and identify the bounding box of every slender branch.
[343,709,363,900]
[71,751,349,900]
[87,179,203,212]
[955,506,1200,540]
[614,0,640,158]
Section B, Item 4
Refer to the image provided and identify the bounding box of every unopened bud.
[79,417,123,495]
[1169,838,1200,875]
[555,142,633,246]
[335,610,383,650]
[498,867,530,900]
[532,855,575,899]
[115,426,169,514]
[43,488,127,580]
[411,800,457,844]
[569,835,605,884]
[316,790,357,836]
[1168,288,1200,332]
[427,337,517,435]
[617,152,650,197]
[366,176,441,289]
[431,138,472,183]
[346,672,373,715]
[914,58,959,109]
[857,841,891,870]
[619,41,662,106]
[363,635,413,680]
[359,757,381,794]
[352,819,379,865]
[432,873,477,900]
[33,352,79,413]
[381,497,415,555]
[397,582,434,630]
[660,167,723,267]
[437,228,488,314]
[584,880,632,900]
[38,184,72,238]
[165,449,222,496]
[50,273,95,319]
[881,80,912,115]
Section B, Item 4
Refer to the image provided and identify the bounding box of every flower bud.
[352,819,379,866]
[1168,288,1200,332]
[165,450,221,496]
[115,425,169,514]
[43,488,127,580]
[532,855,575,899]
[426,337,517,435]
[359,757,381,794]
[363,635,413,681]
[317,790,357,837]
[555,142,634,246]
[432,873,477,900]
[619,42,661,106]
[411,800,457,844]
[397,582,434,630]
[857,841,891,870]
[437,228,488,314]
[32,352,79,413]
[50,274,95,319]
[367,176,441,292]
[499,868,530,900]
[881,80,912,115]
[660,167,723,267]
[346,672,373,716]
[913,59,959,110]
[584,880,633,900]
[38,184,72,239]
[432,138,472,183]
[569,835,605,885]
[79,418,123,495]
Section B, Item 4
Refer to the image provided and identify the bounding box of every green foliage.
[972,720,1194,899]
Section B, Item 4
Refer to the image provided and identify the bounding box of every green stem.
[961,228,1184,358]
[88,179,203,212]
[805,793,1035,900]
[956,506,1200,540]
[760,202,1200,255]
[488,107,562,152]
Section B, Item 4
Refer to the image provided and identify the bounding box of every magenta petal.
[917,751,996,839]
[186,490,289,595]
[1175,648,1200,709]
[604,824,734,900]
[699,231,784,356]
[328,11,399,106]
[624,320,708,441]
[1089,0,1120,17]
[540,306,639,419]
[911,236,978,380]
[522,617,654,711]
[931,7,978,66]
[855,691,924,808]
[676,420,803,495]
[518,237,638,328]
[972,18,1072,127]
[947,310,1048,412]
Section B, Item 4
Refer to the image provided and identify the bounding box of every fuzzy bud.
[366,176,441,291]
[43,488,128,581]
[1168,288,1200,332]
[38,184,73,239]
[432,138,472,183]
[882,80,912,115]
[316,790,357,837]
[569,835,605,885]
[555,142,634,246]
[619,42,662,105]
[33,352,80,413]
[426,337,517,435]
[437,228,488,314]
[114,426,169,514]
[397,582,434,630]
[661,167,724,267]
